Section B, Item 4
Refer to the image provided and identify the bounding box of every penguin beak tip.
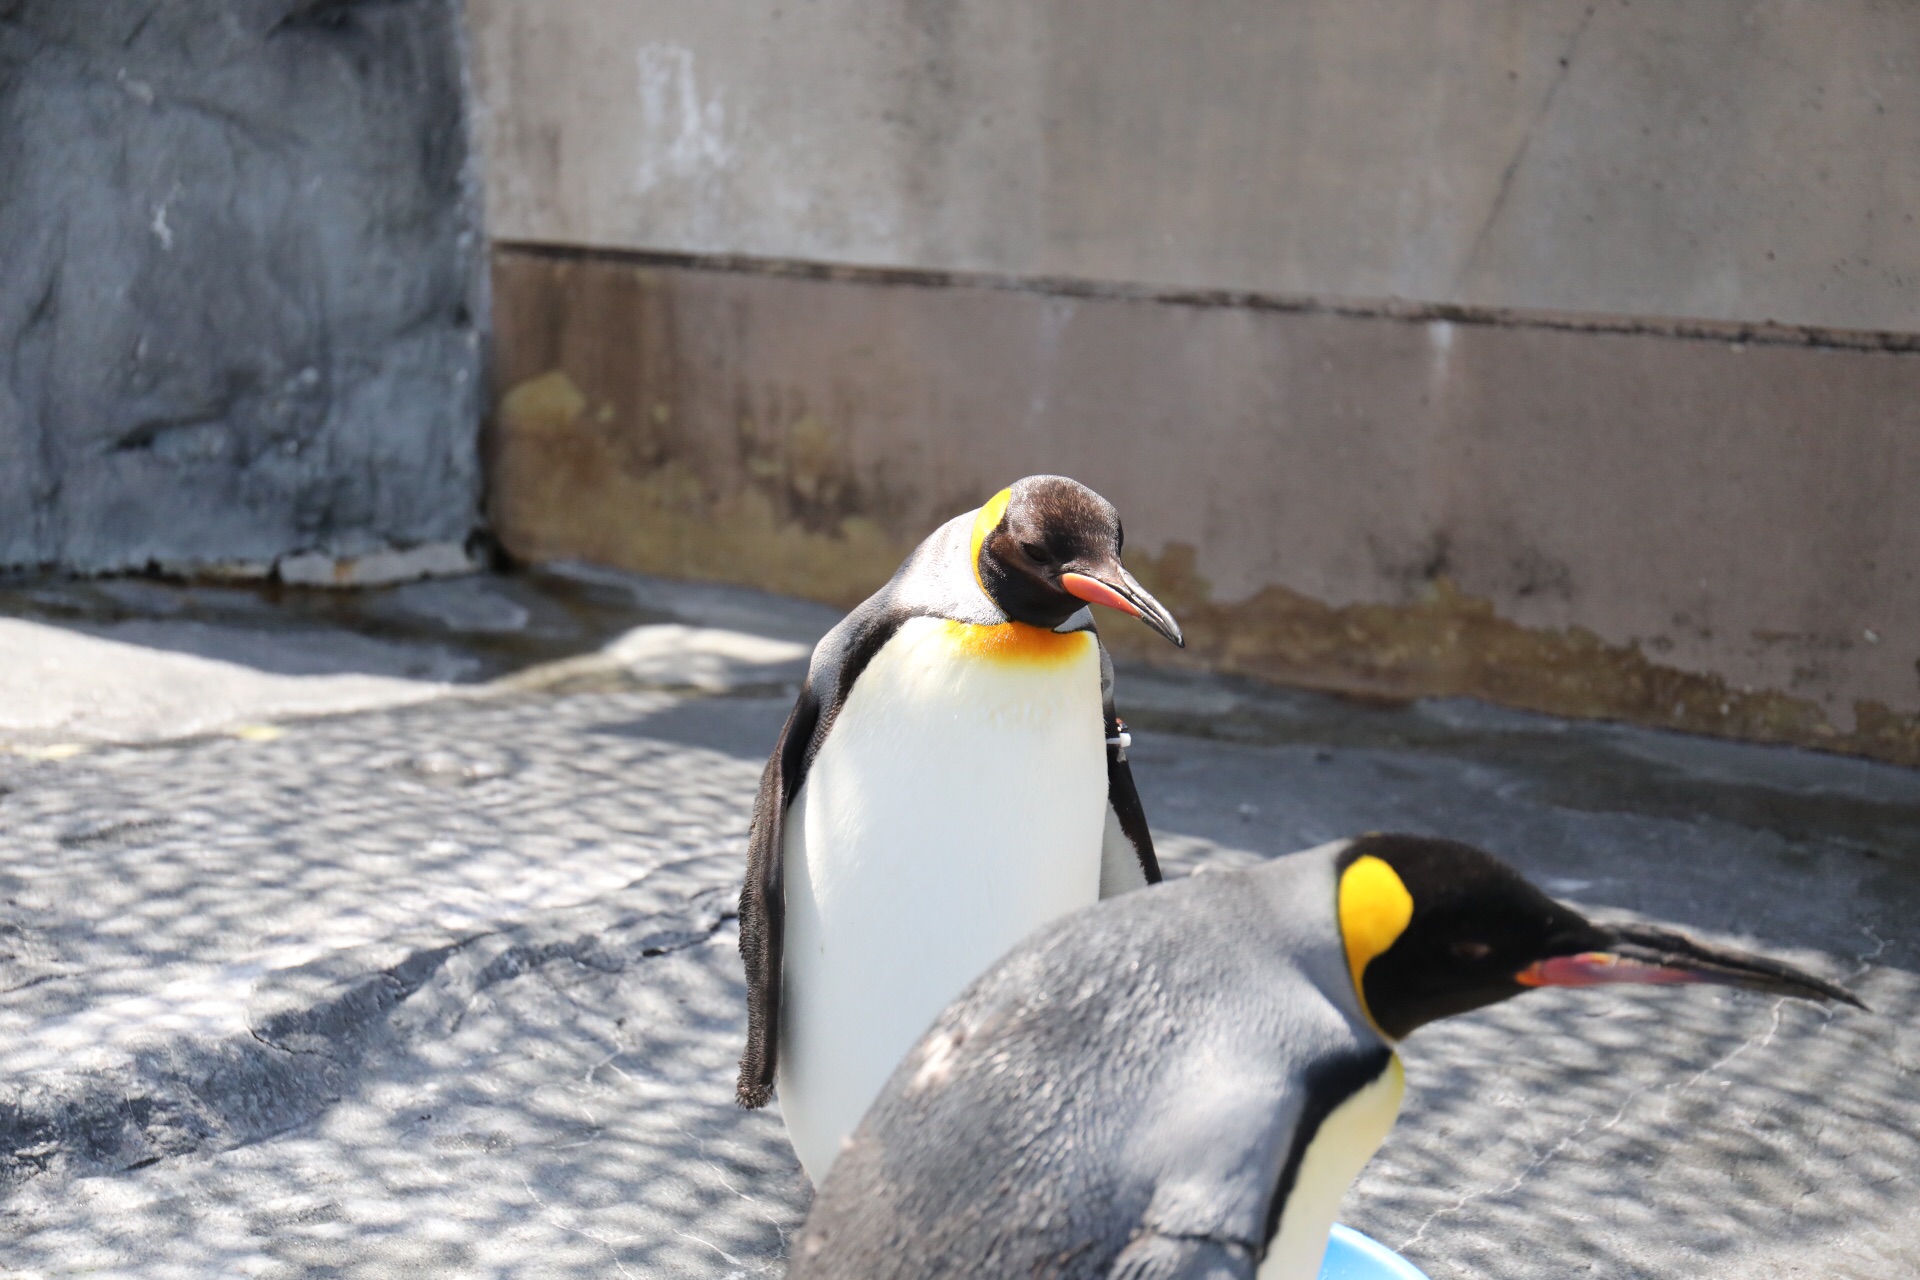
[1062,569,1184,648]
[1140,609,1184,649]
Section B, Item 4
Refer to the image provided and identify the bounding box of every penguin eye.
[1019,541,1052,564]
[1451,940,1493,962]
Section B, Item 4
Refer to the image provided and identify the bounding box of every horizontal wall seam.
[493,240,1920,356]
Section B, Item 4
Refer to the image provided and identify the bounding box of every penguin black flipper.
[735,597,911,1109]
[1100,638,1161,893]
[735,684,818,1109]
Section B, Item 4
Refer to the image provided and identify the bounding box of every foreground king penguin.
[736,475,1185,1181]
[791,834,1862,1279]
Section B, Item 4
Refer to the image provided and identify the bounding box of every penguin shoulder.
[1122,959,1389,1255]
[798,513,1007,712]
[872,510,1005,627]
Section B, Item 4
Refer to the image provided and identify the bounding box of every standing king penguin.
[735,475,1185,1183]
[790,834,1861,1279]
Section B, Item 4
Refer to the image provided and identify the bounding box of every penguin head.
[1336,834,1863,1041]
[969,475,1184,646]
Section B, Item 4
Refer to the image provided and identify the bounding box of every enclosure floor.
[0,567,1914,1279]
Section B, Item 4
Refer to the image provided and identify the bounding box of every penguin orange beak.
[1516,922,1864,1008]
[1061,566,1184,648]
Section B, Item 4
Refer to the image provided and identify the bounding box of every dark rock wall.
[0,0,483,573]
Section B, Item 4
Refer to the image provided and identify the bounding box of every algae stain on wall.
[490,371,1920,770]
[491,370,908,608]
[1113,543,1920,770]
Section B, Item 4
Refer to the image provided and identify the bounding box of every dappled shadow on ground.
[0,674,1914,1277]
[10,897,1904,1279]
[0,691,775,1075]
[0,926,808,1278]
[1353,954,1916,1278]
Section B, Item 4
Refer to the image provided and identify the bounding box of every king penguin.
[789,833,1862,1280]
[735,474,1185,1184]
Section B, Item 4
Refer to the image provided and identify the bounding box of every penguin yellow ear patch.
[1339,855,1414,1006]
[969,487,1014,597]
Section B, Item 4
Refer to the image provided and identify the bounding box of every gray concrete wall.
[470,0,1920,333]
[0,0,486,578]
[468,0,1920,766]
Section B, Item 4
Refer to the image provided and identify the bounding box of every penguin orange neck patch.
[1338,854,1414,1027]
[969,487,1014,599]
[938,619,1093,666]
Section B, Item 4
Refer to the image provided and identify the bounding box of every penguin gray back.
[789,841,1389,1279]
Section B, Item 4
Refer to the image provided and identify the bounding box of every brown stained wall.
[488,246,1920,768]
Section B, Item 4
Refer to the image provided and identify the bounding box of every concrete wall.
[471,0,1920,333]
[0,0,485,580]
[469,1,1920,767]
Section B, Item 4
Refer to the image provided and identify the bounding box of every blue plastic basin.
[1317,1224,1431,1280]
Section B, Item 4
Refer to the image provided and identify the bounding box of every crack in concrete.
[1662,999,1789,1120]
[246,1026,340,1059]
[1453,5,1600,294]
[1397,1070,1655,1257]
[517,1168,646,1280]
[1397,985,1833,1257]
[665,1111,797,1262]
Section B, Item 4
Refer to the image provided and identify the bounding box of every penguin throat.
[938,619,1094,665]
[1338,856,1414,1030]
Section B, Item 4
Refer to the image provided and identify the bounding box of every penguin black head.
[1337,834,1863,1041]
[969,475,1184,646]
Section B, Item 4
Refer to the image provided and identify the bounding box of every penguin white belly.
[777,615,1107,1183]
[1258,1055,1406,1280]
